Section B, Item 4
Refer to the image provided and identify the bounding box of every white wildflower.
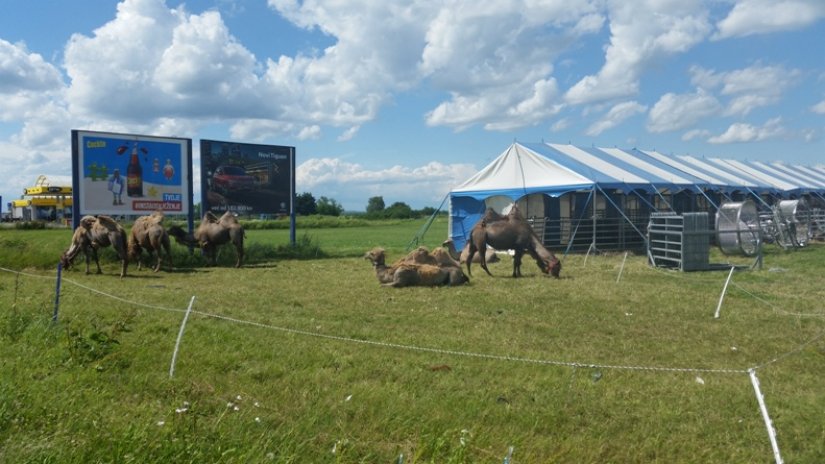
[254,402,260,408]
[236,395,242,401]
[345,395,352,402]
[695,376,705,385]
[233,405,240,411]
[157,421,165,426]
[255,417,261,423]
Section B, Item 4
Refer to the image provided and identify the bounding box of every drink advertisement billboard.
[71,130,192,218]
[200,139,295,217]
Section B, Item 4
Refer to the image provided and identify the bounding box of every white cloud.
[647,90,721,133]
[714,0,825,39]
[296,157,478,209]
[565,0,711,105]
[690,64,799,116]
[812,100,825,114]
[681,129,711,141]
[707,117,785,143]
[585,100,647,136]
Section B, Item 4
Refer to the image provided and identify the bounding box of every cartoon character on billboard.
[108,168,125,205]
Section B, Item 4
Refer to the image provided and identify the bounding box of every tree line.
[295,193,438,219]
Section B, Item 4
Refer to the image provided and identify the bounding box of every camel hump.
[203,211,219,223]
[148,210,165,224]
[96,215,120,229]
[507,204,524,220]
[219,211,240,225]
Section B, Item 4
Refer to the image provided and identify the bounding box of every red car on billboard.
[212,165,256,194]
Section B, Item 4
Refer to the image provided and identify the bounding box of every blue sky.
[1,0,824,211]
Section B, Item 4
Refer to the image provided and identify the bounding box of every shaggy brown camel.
[391,246,468,274]
[128,211,171,272]
[60,215,129,278]
[466,206,561,278]
[364,247,468,287]
[168,211,245,267]
[441,238,500,265]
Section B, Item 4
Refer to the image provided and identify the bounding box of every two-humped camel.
[466,205,561,278]
[364,246,468,288]
[60,215,129,278]
[128,211,171,272]
[442,238,500,265]
[168,211,245,267]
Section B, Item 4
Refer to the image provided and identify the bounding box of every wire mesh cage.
[773,199,811,248]
[716,200,762,256]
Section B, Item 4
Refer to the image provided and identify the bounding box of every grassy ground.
[1,218,824,463]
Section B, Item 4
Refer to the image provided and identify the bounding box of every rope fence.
[4,263,825,464]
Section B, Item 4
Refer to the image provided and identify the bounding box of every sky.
[1,0,824,212]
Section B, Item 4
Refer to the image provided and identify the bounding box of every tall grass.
[1,220,824,462]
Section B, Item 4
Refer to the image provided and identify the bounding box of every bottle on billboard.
[127,143,143,197]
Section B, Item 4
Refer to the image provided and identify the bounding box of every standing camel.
[128,211,171,272]
[441,238,500,265]
[466,206,561,278]
[60,215,129,278]
[168,211,245,267]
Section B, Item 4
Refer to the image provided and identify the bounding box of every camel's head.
[363,248,386,267]
[546,257,561,278]
[79,215,96,230]
[59,252,73,270]
[167,225,196,246]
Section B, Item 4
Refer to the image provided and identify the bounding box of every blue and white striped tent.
[448,142,825,251]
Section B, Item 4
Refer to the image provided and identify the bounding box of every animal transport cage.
[772,199,811,248]
[716,200,762,257]
[647,212,710,271]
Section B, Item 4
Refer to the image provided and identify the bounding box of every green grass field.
[1,218,824,463]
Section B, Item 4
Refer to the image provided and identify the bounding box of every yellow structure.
[9,175,72,221]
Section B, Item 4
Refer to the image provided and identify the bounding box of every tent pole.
[592,184,597,253]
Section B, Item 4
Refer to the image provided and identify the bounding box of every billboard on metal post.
[200,139,295,216]
[71,130,192,218]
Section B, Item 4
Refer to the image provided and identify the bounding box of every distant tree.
[366,196,385,214]
[416,206,437,217]
[316,196,344,216]
[295,192,317,215]
[384,201,413,219]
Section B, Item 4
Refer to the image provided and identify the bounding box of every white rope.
[2,265,821,375]
[190,309,748,374]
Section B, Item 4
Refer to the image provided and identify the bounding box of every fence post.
[169,296,196,378]
[714,266,735,319]
[749,369,783,464]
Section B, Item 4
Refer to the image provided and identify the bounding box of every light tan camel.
[467,206,561,278]
[168,211,245,267]
[128,211,171,272]
[60,215,129,278]
[441,238,500,265]
[364,247,468,287]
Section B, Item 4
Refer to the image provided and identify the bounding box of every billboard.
[71,130,192,218]
[200,139,295,216]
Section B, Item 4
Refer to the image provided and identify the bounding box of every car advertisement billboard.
[200,139,295,217]
[71,130,192,219]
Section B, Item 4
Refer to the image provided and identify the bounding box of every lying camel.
[364,247,468,287]
[467,206,561,278]
[128,211,171,272]
[168,211,245,267]
[60,215,129,278]
[442,238,500,265]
